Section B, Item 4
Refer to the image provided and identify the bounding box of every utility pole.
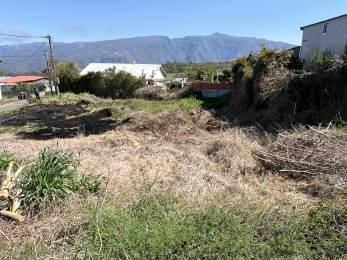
[44,50,53,95]
[47,35,59,95]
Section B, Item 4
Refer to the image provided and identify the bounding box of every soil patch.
[0,104,117,139]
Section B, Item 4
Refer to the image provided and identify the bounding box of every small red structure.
[192,82,233,98]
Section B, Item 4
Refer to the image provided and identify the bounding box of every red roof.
[0,76,47,85]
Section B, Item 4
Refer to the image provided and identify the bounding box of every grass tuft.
[19,148,101,211]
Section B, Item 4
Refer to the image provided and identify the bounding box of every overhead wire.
[0,43,47,64]
[0,33,47,39]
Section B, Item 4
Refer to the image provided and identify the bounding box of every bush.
[57,61,81,93]
[19,148,78,210]
[312,50,335,70]
[19,148,101,210]
[61,69,145,99]
[231,57,254,82]
[102,69,145,98]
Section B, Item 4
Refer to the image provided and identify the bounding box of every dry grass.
[0,109,322,255]
[0,109,307,203]
[256,126,347,197]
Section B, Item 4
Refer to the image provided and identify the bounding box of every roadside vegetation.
[59,65,145,99]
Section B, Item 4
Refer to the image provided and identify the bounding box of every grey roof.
[300,14,347,30]
[80,63,164,80]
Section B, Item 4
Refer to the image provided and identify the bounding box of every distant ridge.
[0,33,294,74]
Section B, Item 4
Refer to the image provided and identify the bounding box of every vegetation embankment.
[229,47,347,127]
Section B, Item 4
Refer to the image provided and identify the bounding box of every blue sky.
[1,0,346,45]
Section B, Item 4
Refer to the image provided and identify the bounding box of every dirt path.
[0,100,28,113]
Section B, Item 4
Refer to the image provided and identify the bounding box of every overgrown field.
[0,94,346,258]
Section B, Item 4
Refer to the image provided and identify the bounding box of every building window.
[322,23,328,34]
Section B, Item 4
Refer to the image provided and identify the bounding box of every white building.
[80,63,165,81]
[300,14,347,67]
[0,77,10,100]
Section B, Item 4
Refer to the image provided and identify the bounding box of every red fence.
[192,82,233,91]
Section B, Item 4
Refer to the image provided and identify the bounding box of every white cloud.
[60,26,88,37]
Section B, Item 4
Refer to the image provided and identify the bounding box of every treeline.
[162,61,233,83]
[57,62,145,99]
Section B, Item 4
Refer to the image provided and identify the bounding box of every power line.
[0,44,47,64]
[17,46,46,64]
[0,54,44,58]
[0,33,46,39]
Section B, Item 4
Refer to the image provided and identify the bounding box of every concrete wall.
[200,89,231,98]
[300,15,347,66]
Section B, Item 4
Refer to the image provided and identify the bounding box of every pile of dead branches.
[256,126,347,189]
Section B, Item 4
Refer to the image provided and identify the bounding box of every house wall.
[300,15,347,67]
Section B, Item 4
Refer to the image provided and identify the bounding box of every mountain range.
[0,33,294,74]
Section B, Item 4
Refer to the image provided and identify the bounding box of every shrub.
[231,57,254,82]
[77,71,105,94]
[57,61,81,93]
[102,69,145,99]
[74,174,102,194]
[61,69,145,99]
[312,50,335,70]
[19,148,101,210]
[19,148,78,210]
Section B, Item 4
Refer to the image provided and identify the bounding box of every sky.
[1,0,347,45]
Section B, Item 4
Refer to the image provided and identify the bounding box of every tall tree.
[56,61,80,79]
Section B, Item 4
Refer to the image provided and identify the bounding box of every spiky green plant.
[19,148,77,210]
[19,148,102,211]
[0,150,18,171]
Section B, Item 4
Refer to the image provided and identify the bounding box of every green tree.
[56,61,80,92]
[56,60,80,79]
[0,70,5,76]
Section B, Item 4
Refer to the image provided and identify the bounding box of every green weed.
[81,195,346,259]
[0,150,18,171]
